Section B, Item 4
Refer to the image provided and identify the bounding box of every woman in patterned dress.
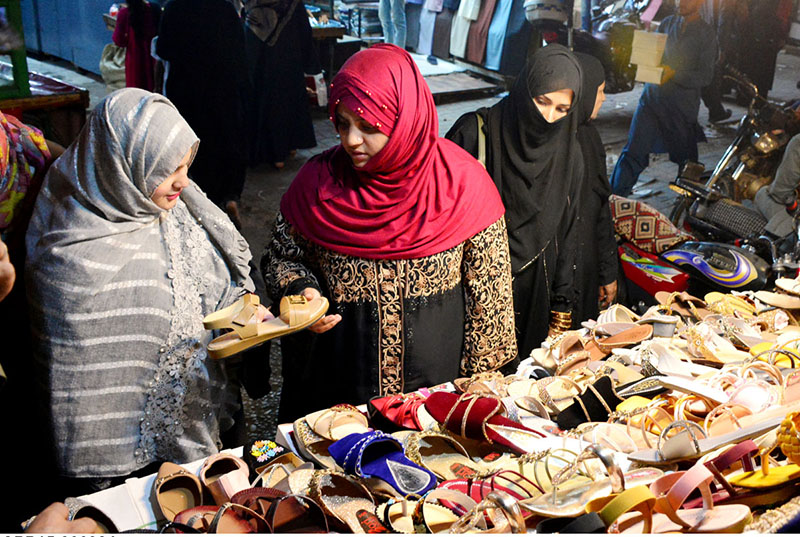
[262,44,517,422]
[26,89,266,486]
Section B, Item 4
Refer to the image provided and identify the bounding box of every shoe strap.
[650,463,715,530]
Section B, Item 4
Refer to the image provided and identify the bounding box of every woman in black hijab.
[446,43,584,359]
[573,52,618,325]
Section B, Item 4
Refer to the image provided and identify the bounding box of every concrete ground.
[27,48,800,440]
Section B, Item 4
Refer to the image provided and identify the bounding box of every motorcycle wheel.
[669,196,690,228]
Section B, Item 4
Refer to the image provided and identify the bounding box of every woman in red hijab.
[262,44,516,421]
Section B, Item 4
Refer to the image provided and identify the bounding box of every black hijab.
[575,52,610,197]
[482,44,584,274]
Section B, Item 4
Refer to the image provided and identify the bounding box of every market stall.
[29,280,800,534]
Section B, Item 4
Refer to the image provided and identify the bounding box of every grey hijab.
[26,88,253,477]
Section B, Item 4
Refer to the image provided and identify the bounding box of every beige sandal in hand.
[206,294,329,359]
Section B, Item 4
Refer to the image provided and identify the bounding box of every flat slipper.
[328,431,438,497]
[207,295,328,359]
[155,461,204,522]
[200,453,251,506]
[756,290,800,310]
[776,277,800,296]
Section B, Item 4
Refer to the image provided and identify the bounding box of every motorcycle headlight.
[753,132,782,154]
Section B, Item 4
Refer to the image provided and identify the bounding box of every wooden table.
[0,64,89,146]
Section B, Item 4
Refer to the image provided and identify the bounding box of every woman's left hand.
[598,281,618,309]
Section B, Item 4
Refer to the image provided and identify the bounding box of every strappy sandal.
[655,291,712,321]
[173,503,269,533]
[556,375,624,431]
[304,404,369,441]
[684,439,800,509]
[507,376,582,417]
[206,295,328,359]
[401,430,481,481]
[410,489,479,533]
[368,392,430,432]
[448,491,526,534]
[529,331,591,375]
[626,404,795,465]
[519,444,663,519]
[424,392,548,454]
[642,462,752,533]
[705,291,757,317]
[231,487,329,533]
[438,469,543,506]
[291,417,337,470]
[584,323,654,360]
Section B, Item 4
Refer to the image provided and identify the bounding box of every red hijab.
[280,44,504,260]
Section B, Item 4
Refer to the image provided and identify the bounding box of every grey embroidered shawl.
[26,88,254,478]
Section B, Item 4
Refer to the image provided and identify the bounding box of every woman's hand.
[302,287,342,333]
[598,281,618,310]
[0,238,14,302]
[255,304,274,322]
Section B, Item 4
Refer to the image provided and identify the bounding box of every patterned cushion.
[609,195,693,254]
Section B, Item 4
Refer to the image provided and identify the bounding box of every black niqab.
[483,44,584,274]
[575,52,610,196]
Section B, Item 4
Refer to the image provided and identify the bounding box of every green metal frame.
[0,0,30,99]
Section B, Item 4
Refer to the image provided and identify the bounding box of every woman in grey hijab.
[26,88,260,481]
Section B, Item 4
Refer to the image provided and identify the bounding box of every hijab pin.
[335,98,341,105]
[375,122,382,128]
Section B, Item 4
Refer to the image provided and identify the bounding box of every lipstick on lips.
[167,190,182,201]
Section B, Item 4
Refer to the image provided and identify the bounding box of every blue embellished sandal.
[328,431,438,497]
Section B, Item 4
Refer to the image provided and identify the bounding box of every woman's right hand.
[301,287,342,333]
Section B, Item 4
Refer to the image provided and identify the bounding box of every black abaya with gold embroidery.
[262,215,517,422]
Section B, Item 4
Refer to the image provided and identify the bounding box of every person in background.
[262,45,517,421]
[699,0,735,123]
[446,44,584,358]
[609,0,715,196]
[733,0,792,100]
[26,89,265,492]
[243,0,321,170]
[156,0,248,228]
[379,0,407,48]
[573,52,618,324]
[755,133,800,238]
[112,0,162,92]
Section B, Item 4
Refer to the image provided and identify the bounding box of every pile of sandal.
[60,286,800,533]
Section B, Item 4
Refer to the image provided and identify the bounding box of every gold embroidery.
[377,261,404,395]
[263,214,517,395]
[461,219,517,375]
[262,213,319,297]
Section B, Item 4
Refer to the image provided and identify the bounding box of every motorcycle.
[612,200,772,312]
[668,71,800,241]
